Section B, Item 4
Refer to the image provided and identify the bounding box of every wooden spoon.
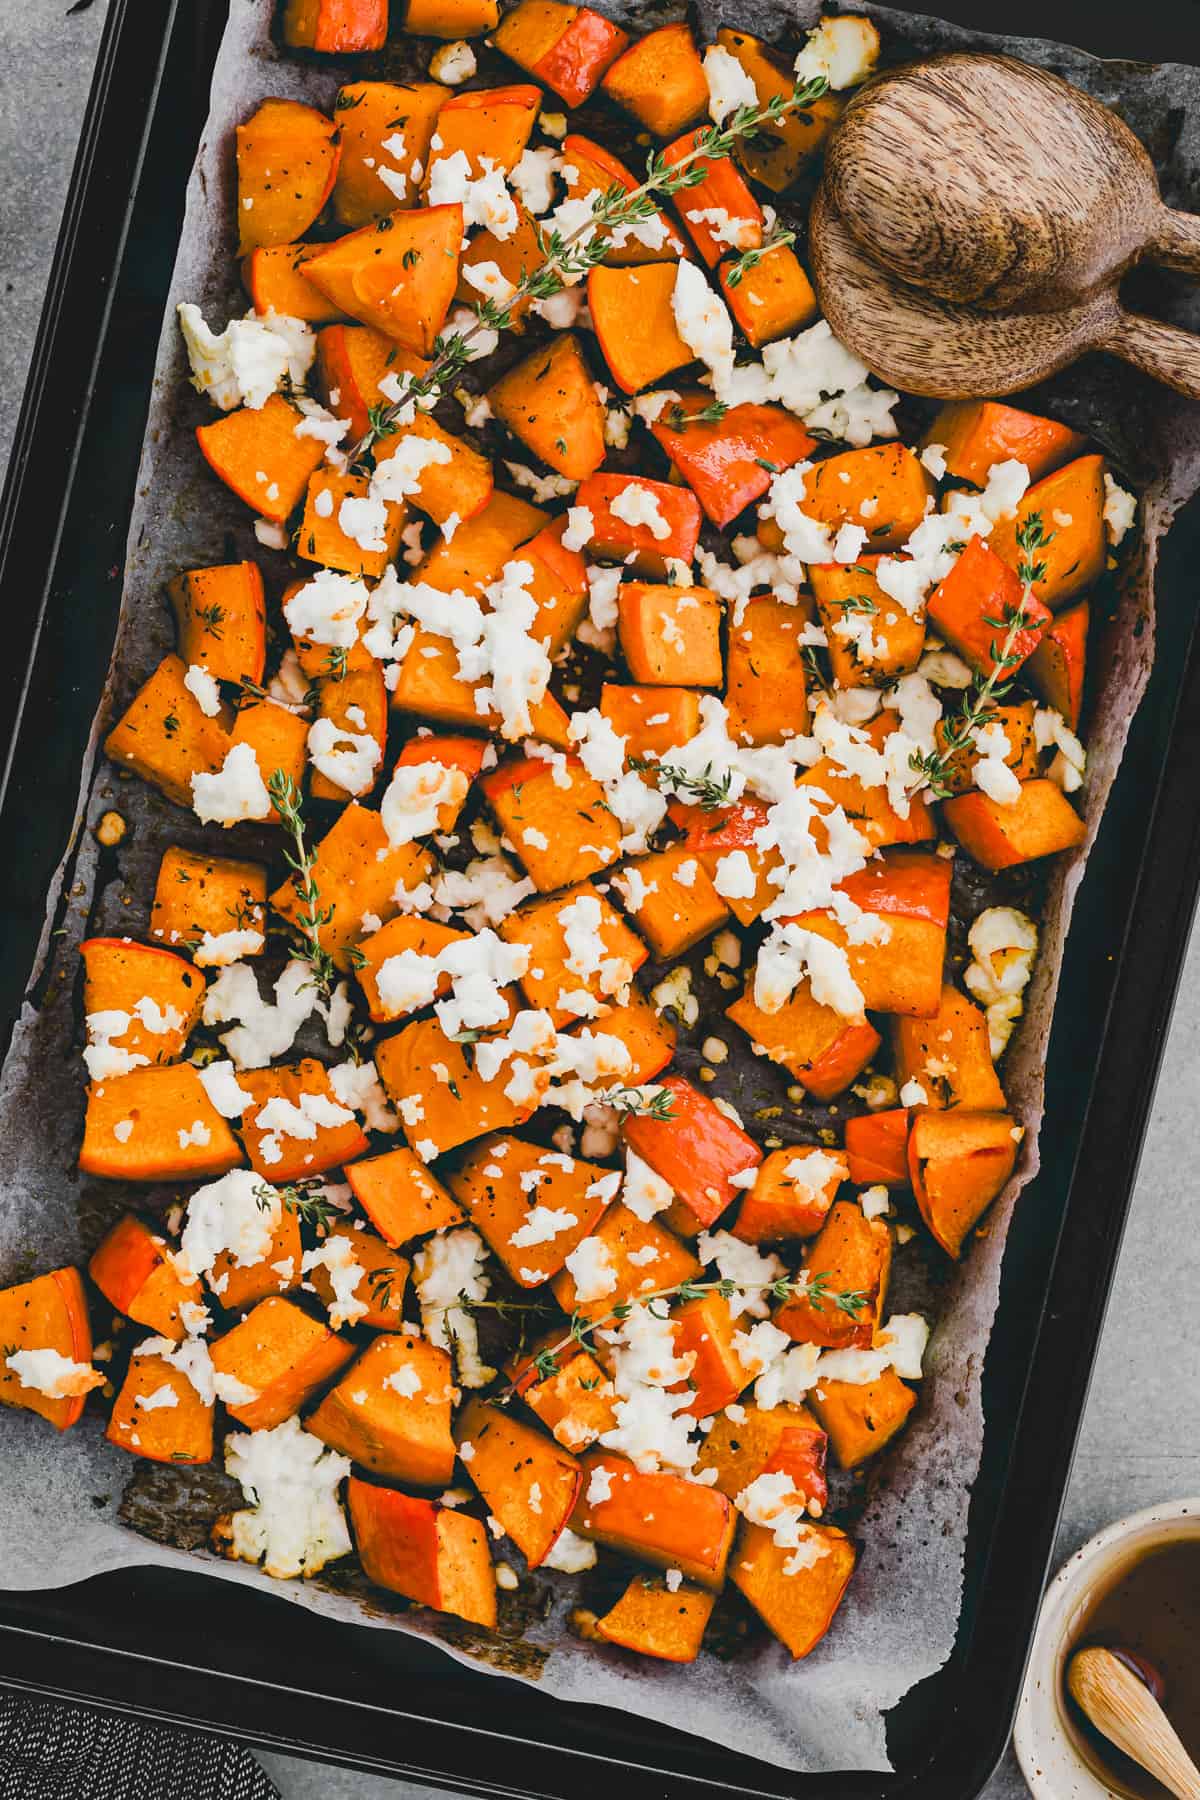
[1067,1646,1200,1800]
[809,52,1200,400]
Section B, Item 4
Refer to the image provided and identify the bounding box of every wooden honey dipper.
[808,52,1200,399]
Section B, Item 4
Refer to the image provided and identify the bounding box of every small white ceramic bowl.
[1014,1496,1200,1797]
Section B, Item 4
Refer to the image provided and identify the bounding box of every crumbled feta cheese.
[1103,472,1136,546]
[198,1059,254,1119]
[179,1169,281,1283]
[203,959,318,1069]
[510,144,561,216]
[183,664,222,718]
[429,39,476,83]
[413,1227,495,1389]
[563,1235,617,1303]
[190,742,272,827]
[702,43,759,123]
[794,14,880,90]
[5,1348,103,1399]
[223,1415,352,1579]
[609,482,671,542]
[176,304,314,410]
[426,149,518,238]
[540,1525,597,1572]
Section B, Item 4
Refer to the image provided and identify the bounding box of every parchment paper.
[1,0,1199,1775]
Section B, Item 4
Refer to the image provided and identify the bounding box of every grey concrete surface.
[2,4,1198,1797]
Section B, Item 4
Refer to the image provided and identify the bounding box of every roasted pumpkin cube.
[908,1108,1019,1257]
[210,1206,302,1313]
[719,243,818,347]
[196,393,327,521]
[447,1133,616,1287]
[550,1201,701,1322]
[210,1296,355,1432]
[242,243,346,324]
[670,796,783,927]
[618,584,723,687]
[601,23,709,138]
[0,1268,99,1432]
[569,985,675,1085]
[80,937,204,1067]
[726,980,880,1102]
[488,332,606,481]
[331,80,447,228]
[942,778,1086,871]
[717,28,841,193]
[724,594,813,744]
[810,557,927,690]
[228,695,309,822]
[302,207,465,357]
[167,561,266,687]
[306,1332,456,1483]
[671,1289,753,1417]
[695,1400,828,1513]
[304,1223,410,1331]
[393,733,487,830]
[594,1573,716,1662]
[587,263,694,396]
[282,0,389,54]
[89,1213,203,1343]
[613,847,729,960]
[297,469,406,578]
[663,128,764,270]
[892,984,1006,1111]
[493,1,628,105]
[376,1017,532,1158]
[316,322,430,441]
[561,135,687,266]
[508,1338,616,1452]
[345,1145,466,1245]
[406,0,498,33]
[389,631,570,748]
[150,848,267,956]
[844,1109,911,1188]
[732,1520,856,1658]
[423,84,541,183]
[354,915,474,1024]
[734,1146,847,1244]
[456,1397,582,1566]
[934,699,1040,795]
[774,1201,891,1349]
[512,523,589,656]
[787,850,952,1020]
[416,489,548,597]
[650,396,816,531]
[499,882,646,1028]
[1026,600,1089,731]
[926,536,1051,680]
[575,472,702,576]
[796,714,936,852]
[622,1074,760,1236]
[457,200,546,330]
[80,1065,244,1183]
[106,1352,214,1466]
[794,443,933,552]
[104,654,230,810]
[307,663,387,803]
[235,98,341,255]
[270,802,436,966]
[571,1451,734,1588]
[481,754,622,891]
[375,413,494,529]
[809,1367,917,1470]
[236,1059,370,1182]
[348,1478,496,1627]
[922,399,1087,488]
[988,454,1106,609]
[599,684,701,758]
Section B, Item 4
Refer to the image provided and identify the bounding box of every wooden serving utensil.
[1067,1646,1200,1800]
[809,52,1200,400]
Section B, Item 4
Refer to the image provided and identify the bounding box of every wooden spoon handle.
[1150,207,1200,277]
[1101,309,1200,400]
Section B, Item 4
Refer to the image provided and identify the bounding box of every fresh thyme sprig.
[662,399,730,431]
[602,1083,677,1121]
[345,77,829,464]
[267,769,338,1002]
[722,223,798,288]
[909,513,1053,800]
[253,1179,344,1232]
[629,757,736,812]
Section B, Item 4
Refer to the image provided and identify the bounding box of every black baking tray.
[1,0,1199,1794]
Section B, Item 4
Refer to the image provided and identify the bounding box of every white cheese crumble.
[413,1227,495,1389]
[178,1169,282,1283]
[183,664,222,718]
[794,15,880,90]
[176,305,315,411]
[190,742,272,827]
[5,1348,102,1399]
[223,1415,352,1579]
[702,43,759,123]
[1103,472,1136,546]
[429,39,476,83]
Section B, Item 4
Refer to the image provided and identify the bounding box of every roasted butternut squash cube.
[922,400,1087,489]
[210,1206,302,1313]
[306,1332,456,1483]
[724,594,812,744]
[726,980,880,1102]
[810,556,927,690]
[499,882,646,1029]
[423,84,541,183]
[80,937,204,1067]
[550,1201,701,1322]
[150,848,266,956]
[613,847,728,960]
[80,1065,244,1183]
[106,1352,214,1465]
[345,1145,466,1245]
[331,81,447,228]
[988,454,1106,609]
[493,1,628,105]
[376,1017,532,1159]
[587,263,694,396]
[302,207,465,357]
[481,754,622,891]
[235,98,341,254]
[650,396,816,531]
[734,1146,847,1244]
[167,561,266,687]
[810,1367,917,1470]
[89,1213,202,1343]
[488,333,606,482]
[508,1338,616,1452]
[271,802,436,967]
[348,1478,496,1626]
[892,983,1006,1111]
[571,1451,734,1588]
[236,1059,369,1182]
[104,654,230,810]
[695,1400,828,1513]
[575,472,702,576]
[618,584,723,687]
[942,778,1086,871]
[599,684,701,758]
[447,1133,616,1287]
[908,1108,1019,1257]
[561,135,687,266]
[0,1268,98,1431]
[774,1201,891,1349]
[196,393,327,521]
[456,1397,582,1566]
[211,1296,355,1431]
[595,1572,716,1662]
[601,23,709,138]
[282,0,389,54]
[622,1074,760,1236]
[719,243,818,347]
[926,536,1051,680]
[844,1109,910,1188]
[732,1520,856,1657]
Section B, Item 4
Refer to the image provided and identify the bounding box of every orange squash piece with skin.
[796,714,936,853]
[809,556,927,689]
[457,202,547,327]
[447,1133,616,1287]
[695,1400,828,1513]
[725,594,814,745]
[498,881,647,1029]
[389,632,571,746]
[354,915,473,1023]
[651,396,816,529]
[488,334,607,482]
[456,1397,583,1566]
[481,754,623,891]
[228,696,309,824]
[345,1145,466,1245]
[927,535,1051,679]
[719,243,818,347]
[406,0,498,33]
[907,1108,1019,1257]
[618,584,723,686]
[236,1059,370,1182]
[567,985,676,1086]
[302,207,465,357]
[210,1207,302,1312]
[331,81,447,227]
[297,469,406,579]
[793,443,934,553]
[306,1333,456,1483]
[210,1296,355,1432]
[942,778,1086,872]
[375,414,494,529]
[726,979,881,1101]
[774,1201,891,1349]
[271,802,436,967]
[622,1073,760,1237]
[595,1574,717,1662]
[80,937,204,1066]
[282,0,388,53]
[810,1367,917,1470]
[308,663,388,802]
[493,1,629,106]
[844,1109,911,1188]
[788,850,952,1020]
[347,1478,496,1627]
[575,472,703,576]
[716,28,842,193]
[242,244,346,324]
[599,684,701,759]
[167,561,267,686]
[376,1017,534,1158]
[308,1225,411,1331]
[662,129,764,270]
[509,521,589,656]
[423,85,542,184]
[80,1065,244,1183]
[587,262,694,396]
[150,848,267,955]
[670,1288,754,1416]
[316,323,429,441]
[550,1202,701,1322]
[0,1268,98,1432]
[892,983,1007,1111]
[922,400,1088,488]
[106,1354,214,1466]
[507,1337,617,1452]
[235,98,341,255]
[732,1520,857,1658]
[89,1213,202,1343]
[989,454,1107,609]
[733,1145,847,1244]
[560,136,688,267]
[394,733,487,827]
[196,393,327,522]
[1026,600,1089,729]
[934,699,1039,795]
[416,488,548,597]
[670,797,783,927]
[104,654,230,810]
[614,846,729,961]
[571,1450,735,1588]
[601,23,710,139]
